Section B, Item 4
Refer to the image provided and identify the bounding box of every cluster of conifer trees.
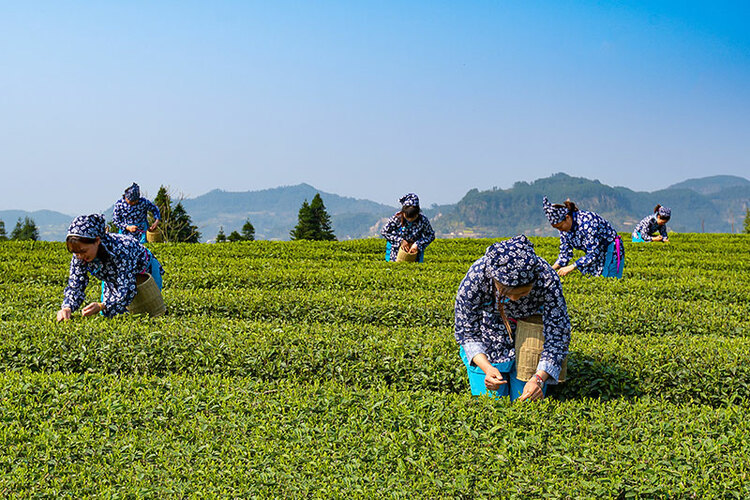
[214,192,336,243]
[0,187,340,244]
[0,217,39,241]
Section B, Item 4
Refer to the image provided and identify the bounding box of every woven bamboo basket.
[395,247,418,263]
[515,315,567,382]
[127,273,166,317]
[146,229,163,243]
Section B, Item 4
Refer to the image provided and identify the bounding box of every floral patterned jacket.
[454,254,571,382]
[380,213,435,261]
[112,197,161,235]
[62,233,152,317]
[633,214,668,241]
[555,210,619,276]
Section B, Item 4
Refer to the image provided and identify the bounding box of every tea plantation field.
[1,235,749,497]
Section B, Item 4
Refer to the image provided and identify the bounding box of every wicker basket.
[127,273,166,317]
[395,247,418,263]
[146,229,163,243]
[515,315,567,382]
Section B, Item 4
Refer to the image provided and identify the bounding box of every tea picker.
[454,235,570,402]
[381,193,435,263]
[632,205,671,242]
[56,214,165,321]
[543,196,625,279]
[112,182,161,243]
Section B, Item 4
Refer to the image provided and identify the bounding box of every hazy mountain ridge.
[0,209,74,241]
[430,173,749,237]
[180,184,397,241]
[3,174,749,241]
[667,175,750,196]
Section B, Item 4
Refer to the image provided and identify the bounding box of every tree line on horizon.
[215,192,336,242]
[0,187,339,243]
[0,217,40,241]
[4,186,749,242]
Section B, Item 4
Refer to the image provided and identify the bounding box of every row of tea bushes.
[2,371,749,497]
[2,317,750,406]
[2,279,746,339]
[2,235,749,495]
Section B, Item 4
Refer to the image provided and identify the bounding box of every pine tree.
[150,185,201,242]
[216,226,227,243]
[171,202,201,243]
[241,219,256,241]
[744,207,750,234]
[290,194,337,241]
[290,200,316,240]
[227,230,243,242]
[309,193,336,241]
[153,185,174,241]
[10,217,39,241]
[0,219,6,241]
[153,186,172,223]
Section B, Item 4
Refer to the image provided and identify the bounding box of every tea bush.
[1,234,749,496]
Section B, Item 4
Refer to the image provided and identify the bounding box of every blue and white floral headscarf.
[484,235,538,287]
[657,206,671,218]
[67,214,106,239]
[399,193,420,208]
[543,197,568,225]
[124,183,140,202]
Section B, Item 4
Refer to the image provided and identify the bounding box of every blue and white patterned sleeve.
[101,256,139,317]
[454,260,491,364]
[634,216,653,241]
[572,214,613,269]
[574,233,606,269]
[380,215,403,245]
[537,273,571,382]
[145,199,161,221]
[554,233,573,267]
[112,200,128,232]
[659,223,668,239]
[415,215,435,250]
[61,257,89,312]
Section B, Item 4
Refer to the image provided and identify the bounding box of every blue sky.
[1,1,749,214]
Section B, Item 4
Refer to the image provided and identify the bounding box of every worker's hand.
[81,302,104,317]
[519,378,545,402]
[149,220,160,231]
[126,225,138,233]
[652,235,663,242]
[56,308,72,322]
[408,243,419,254]
[484,366,506,390]
[556,264,576,277]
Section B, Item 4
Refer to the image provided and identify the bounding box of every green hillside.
[430,173,749,236]
[181,183,395,240]
[0,209,73,241]
[668,175,750,195]
[1,235,750,496]
[9,174,750,241]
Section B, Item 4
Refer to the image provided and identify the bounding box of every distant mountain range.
[2,174,749,241]
[0,210,77,242]
[178,183,395,241]
[429,173,750,237]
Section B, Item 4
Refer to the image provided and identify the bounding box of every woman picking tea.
[56,214,164,321]
[543,196,624,279]
[381,193,435,262]
[112,183,161,243]
[632,205,671,242]
[454,235,571,401]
